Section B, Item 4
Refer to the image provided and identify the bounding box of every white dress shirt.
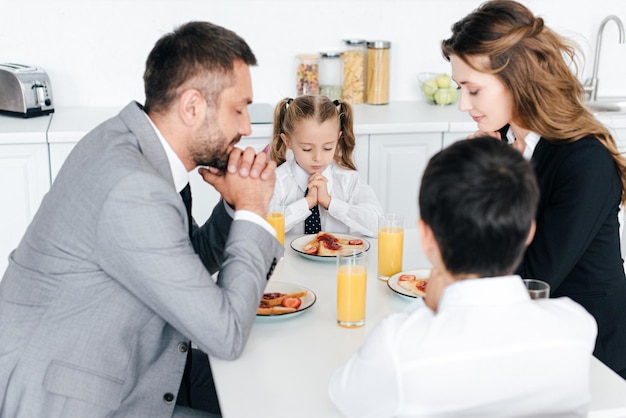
[329,276,598,418]
[506,128,541,160]
[144,113,274,236]
[271,158,383,237]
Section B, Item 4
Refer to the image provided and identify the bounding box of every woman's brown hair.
[270,95,357,170]
[441,0,626,202]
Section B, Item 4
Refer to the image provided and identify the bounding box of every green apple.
[448,87,459,103]
[435,73,452,89]
[434,88,454,105]
[421,78,438,97]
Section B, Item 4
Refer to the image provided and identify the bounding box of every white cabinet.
[368,133,442,228]
[353,134,369,183]
[49,142,78,182]
[0,143,50,275]
[443,132,472,148]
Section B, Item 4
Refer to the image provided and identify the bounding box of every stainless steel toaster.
[0,63,54,118]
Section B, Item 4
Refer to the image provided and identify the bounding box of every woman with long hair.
[442,0,626,378]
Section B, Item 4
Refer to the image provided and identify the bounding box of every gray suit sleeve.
[95,173,283,360]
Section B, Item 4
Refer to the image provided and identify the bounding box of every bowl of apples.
[418,72,459,106]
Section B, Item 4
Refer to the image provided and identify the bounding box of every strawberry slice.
[282,297,302,309]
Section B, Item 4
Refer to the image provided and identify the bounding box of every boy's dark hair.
[419,137,539,276]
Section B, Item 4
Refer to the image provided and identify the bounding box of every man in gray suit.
[0,21,283,418]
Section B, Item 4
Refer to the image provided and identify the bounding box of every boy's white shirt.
[329,276,598,418]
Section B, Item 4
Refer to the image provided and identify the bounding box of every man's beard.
[191,120,240,172]
[195,146,230,172]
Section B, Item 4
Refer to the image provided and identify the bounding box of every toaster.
[0,63,54,118]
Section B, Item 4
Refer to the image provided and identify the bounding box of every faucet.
[584,15,625,102]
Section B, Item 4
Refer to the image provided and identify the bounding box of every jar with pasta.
[296,54,320,96]
[341,40,366,104]
[366,41,391,105]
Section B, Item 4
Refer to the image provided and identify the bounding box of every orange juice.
[378,226,403,280]
[266,212,285,245]
[337,265,367,327]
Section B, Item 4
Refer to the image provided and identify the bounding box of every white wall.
[3,0,626,108]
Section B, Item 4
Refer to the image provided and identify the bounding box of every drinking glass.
[523,279,550,299]
[266,201,285,246]
[337,250,368,328]
[377,214,404,281]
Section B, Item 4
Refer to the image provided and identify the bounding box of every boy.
[329,138,597,417]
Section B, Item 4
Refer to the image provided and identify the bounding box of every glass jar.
[296,54,320,96]
[319,51,343,101]
[366,41,391,105]
[342,40,367,104]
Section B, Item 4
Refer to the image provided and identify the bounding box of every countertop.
[2,100,626,145]
[0,112,51,144]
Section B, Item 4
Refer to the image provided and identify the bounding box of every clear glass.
[523,279,551,299]
[377,214,404,280]
[266,201,285,246]
[342,40,367,104]
[319,52,343,101]
[296,54,320,96]
[366,41,391,105]
[337,250,368,328]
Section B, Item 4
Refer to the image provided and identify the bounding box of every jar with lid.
[366,41,391,105]
[341,40,367,104]
[319,51,343,101]
[296,54,320,96]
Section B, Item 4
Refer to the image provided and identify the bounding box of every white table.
[210,230,626,418]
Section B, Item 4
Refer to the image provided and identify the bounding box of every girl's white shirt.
[271,157,383,237]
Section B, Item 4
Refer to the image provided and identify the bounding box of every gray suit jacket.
[0,102,283,417]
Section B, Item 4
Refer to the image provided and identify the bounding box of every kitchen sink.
[585,99,626,115]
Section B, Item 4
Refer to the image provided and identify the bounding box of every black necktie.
[304,188,321,234]
[180,183,193,239]
[177,184,221,413]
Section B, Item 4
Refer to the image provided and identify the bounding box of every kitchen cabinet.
[0,143,50,275]
[368,132,442,228]
[352,134,369,183]
[443,131,472,148]
[49,142,77,182]
[0,115,51,278]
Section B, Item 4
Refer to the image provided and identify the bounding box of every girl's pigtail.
[270,98,291,165]
[335,99,357,171]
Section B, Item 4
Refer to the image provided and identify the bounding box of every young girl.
[269,95,382,237]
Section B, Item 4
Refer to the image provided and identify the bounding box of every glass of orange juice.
[337,249,368,328]
[266,201,285,246]
[377,214,404,281]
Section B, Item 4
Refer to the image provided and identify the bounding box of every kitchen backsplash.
[2,0,625,108]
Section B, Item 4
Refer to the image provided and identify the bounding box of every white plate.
[255,281,317,321]
[387,269,431,299]
[290,233,370,262]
